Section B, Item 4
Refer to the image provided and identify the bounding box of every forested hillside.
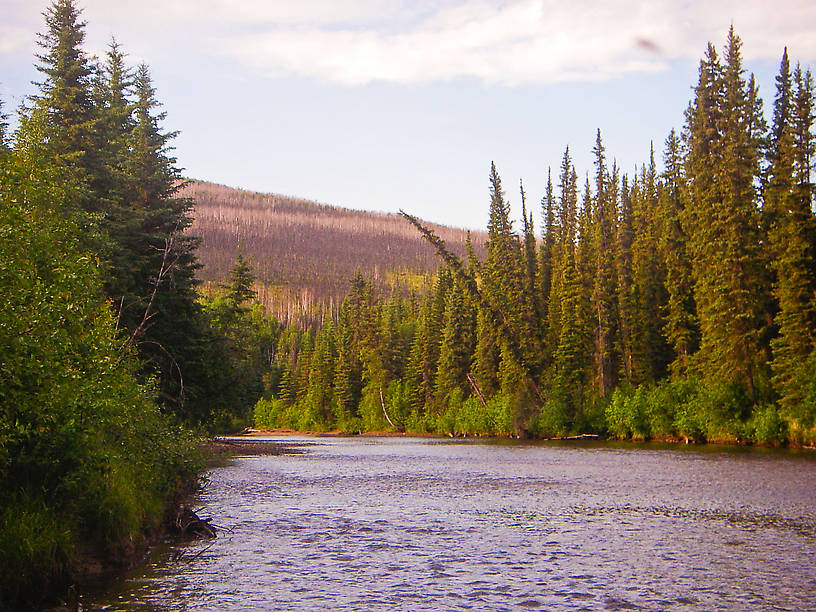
[183,181,486,324]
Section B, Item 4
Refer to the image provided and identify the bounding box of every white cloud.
[6,0,816,84]
[204,0,816,85]
[0,25,34,56]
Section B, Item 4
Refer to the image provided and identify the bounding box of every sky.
[1,0,815,230]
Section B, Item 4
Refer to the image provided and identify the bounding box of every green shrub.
[385,380,412,430]
[359,384,389,432]
[0,190,204,609]
[253,397,279,430]
[674,379,750,442]
[748,404,788,445]
[456,395,498,435]
[533,398,570,438]
[435,393,460,435]
[606,386,635,439]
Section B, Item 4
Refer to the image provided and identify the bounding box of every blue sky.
[2,0,815,229]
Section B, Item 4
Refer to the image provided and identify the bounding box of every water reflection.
[90,438,816,611]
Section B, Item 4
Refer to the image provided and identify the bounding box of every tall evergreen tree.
[792,66,816,283]
[683,29,770,398]
[547,148,578,349]
[575,176,597,396]
[616,174,637,384]
[554,248,591,416]
[539,168,556,334]
[520,180,545,373]
[29,0,100,216]
[116,64,204,418]
[435,278,476,404]
[474,164,517,398]
[304,320,337,427]
[659,129,698,372]
[590,131,619,395]
[631,148,671,381]
[223,250,257,313]
[766,53,816,418]
[332,282,366,424]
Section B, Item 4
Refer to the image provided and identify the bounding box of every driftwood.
[175,506,217,539]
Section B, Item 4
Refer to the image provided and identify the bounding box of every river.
[90,437,816,611]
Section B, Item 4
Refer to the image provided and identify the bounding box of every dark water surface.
[91,437,816,611]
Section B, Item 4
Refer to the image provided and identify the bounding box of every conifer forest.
[0,0,815,608]
[254,30,816,447]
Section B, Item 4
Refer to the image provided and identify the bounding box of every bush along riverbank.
[0,2,213,607]
[0,180,205,609]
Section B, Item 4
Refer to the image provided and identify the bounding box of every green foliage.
[606,379,696,440]
[767,55,816,416]
[253,397,291,430]
[683,29,771,396]
[0,500,72,610]
[671,380,751,442]
[747,404,789,445]
[222,250,257,311]
[0,151,202,609]
[533,399,571,438]
[0,4,213,602]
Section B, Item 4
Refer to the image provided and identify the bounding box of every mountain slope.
[182,181,487,322]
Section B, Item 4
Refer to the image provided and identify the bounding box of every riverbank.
[234,427,816,450]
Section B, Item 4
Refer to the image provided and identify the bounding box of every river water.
[91,437,816,611]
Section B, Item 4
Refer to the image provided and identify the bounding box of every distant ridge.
[182,180,487,323]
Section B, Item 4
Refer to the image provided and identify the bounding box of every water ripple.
[89,438,816,611]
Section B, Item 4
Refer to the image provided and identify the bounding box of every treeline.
[0,1,259,608]
[254,29,816,446]
[184,180,486,326]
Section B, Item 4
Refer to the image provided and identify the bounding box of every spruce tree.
[333,300,362,425]
[575,177,597,398]
[590,131,620,395]
[473,164,515,398]
[791,66,816,284]
[118,64,204,418]
[631,148,671,381]
[683,29,770,399]
[659,129,698,372]
[547,148,578,350]
[223,250,257,313]
[435,278,476,404]
[472,306,501,399]
[554,249,591,417]
[305,320,337,427]
[539,168,556,335]
[29,0,100,215]
[767,53,816,419]
[616,174,637,384]
[520,180,545,374]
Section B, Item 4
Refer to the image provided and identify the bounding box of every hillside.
[182,181,487,323]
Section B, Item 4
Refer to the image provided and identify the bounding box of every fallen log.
[175,506,217,539]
